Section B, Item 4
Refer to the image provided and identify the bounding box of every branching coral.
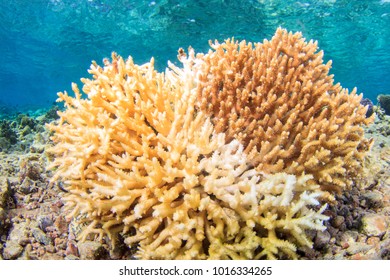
[194,28,374,193]
[47,28,372,259]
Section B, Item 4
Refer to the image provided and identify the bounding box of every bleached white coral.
[198,139,329,259]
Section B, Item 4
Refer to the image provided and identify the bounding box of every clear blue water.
[1,0,389,113]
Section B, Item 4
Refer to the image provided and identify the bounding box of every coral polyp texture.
[195,28,373,193]
[46,28,373,259]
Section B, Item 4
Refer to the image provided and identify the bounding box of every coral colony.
[47,28,373,259]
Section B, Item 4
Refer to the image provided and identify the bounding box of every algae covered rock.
[378,94,390,115]
[0,120,18,151]
[0,178,11,235]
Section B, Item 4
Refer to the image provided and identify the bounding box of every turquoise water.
[0,0,389,112]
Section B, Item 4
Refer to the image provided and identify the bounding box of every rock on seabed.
[361,214,388,236]
[3,241,23,259]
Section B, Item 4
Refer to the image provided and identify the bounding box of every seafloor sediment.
[0,107,389,260]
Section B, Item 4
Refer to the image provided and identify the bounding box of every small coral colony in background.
[46,28,373,259]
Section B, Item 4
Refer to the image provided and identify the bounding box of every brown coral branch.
[195,27,374,193]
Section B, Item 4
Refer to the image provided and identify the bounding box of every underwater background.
[0,0,389,113]
[0,0,390,261]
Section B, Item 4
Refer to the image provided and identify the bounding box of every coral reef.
[0,108,61,260]
[46,28,373,259]
[0,120,18,150]
[0,109,58,154]
[377,94,390,115]
[360,98,374,118]
[0,178,11,237]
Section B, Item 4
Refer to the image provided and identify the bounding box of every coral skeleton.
[47,28,373,259]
